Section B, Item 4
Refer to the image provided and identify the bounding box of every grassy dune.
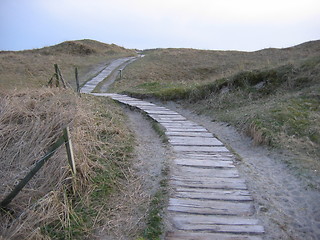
[0,39,136,90]
[114,40,320,187]
[0,40,138,239]
[111,40,320,96]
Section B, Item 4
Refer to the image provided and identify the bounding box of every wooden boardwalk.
[92,93,265,240]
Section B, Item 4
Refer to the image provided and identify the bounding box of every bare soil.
[97,106,172,240]
[156,100,320,240]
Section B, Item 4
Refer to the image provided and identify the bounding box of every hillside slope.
[0,39,136,90]
[112,40,320,187]
[111,40,320,94]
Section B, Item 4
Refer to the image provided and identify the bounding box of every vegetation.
[1,38,319,239]
[0,39,136,90]
[0,40,139,239]
[113,40,320,187]
[0,89,134,239]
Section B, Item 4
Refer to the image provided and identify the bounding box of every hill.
[111,40,320,187]
[34,39,133,56]
[0,40,136,90]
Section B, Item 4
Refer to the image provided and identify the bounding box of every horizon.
[1,38,319,53]
[1,0,320,52]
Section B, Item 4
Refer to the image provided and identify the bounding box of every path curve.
[92,93,265,240]
[83,58,264,239]
[80,56,137,93]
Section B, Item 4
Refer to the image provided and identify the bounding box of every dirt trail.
[85,58,320,239]
[97,107,171,240]
[157,100,320,240]
[93,93,265,239]
[80,56,137,93]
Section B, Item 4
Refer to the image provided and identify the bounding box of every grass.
[113,41,320,187]
[187,58,320,186]
[111,40,320,95]
[141,166,169,240]
[0,90,135,239]
[0,39,136,90]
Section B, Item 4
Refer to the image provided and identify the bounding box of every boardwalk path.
[80,57,137,93]
[92,93,264,240]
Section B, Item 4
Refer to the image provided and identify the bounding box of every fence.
[0,126,76,209]
[1,64,82,209]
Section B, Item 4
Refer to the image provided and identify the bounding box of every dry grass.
[0,88,97,239]
[111,40,320,94]
[0,40,136,90]
[0,87,136,239]
[112,40,320,187]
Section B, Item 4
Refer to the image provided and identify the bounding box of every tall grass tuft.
[0,88,126,239]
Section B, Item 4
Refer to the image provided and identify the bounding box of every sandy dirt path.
[86,57,320,239]
[158,100,320,240]
[80,56,137,93]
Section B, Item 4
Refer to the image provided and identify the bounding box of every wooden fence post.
[54,64,60,87]
[54,64,67,88]
[118,69,123,79]
[75,67,81,96]
[63,127,76,175]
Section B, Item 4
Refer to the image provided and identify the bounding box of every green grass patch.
[141,166,169,240]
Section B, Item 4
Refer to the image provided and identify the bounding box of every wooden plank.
[173,158,235,168]
[170,177,247,190]
[166,231,263,240]
[168,198,254,215]
[172,214,264,234]
[164,125,201,130]
[174,224,264,234]
[165,127,208,132]
[149,115,187,120]
[173,145,229,153]
[172,214,260,225]
[174,188,253,201]
[183,152,234,159]
[166,131,213,137]
[144,110,180,115]
[172,166,240,178]
[179,155,234,161]
[122,101,155,106]
[158,120,195,124]
[139,106,168,111]
[169,136,223,146]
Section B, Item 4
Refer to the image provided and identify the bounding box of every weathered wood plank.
[149,115,187,121]
[174,158,235,168]
[165,128,208,132]
[162,123,200,128]
[172,214,264,234]
[183,152,234,159]
[123,102,155,106]
[168,198,254,215]
[166,231,263,240]
[170,177,247,190]
[173,145,230,153]
[172,166,240,178]
[173,188,253,201]
[166,131,213,137]
[138,106,168,110]
[169,136,223,146]
[158,120,195,124]
[172,214,259,225]
[144,110,180,115]
[173,223,264,234]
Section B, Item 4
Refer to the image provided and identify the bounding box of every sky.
[1,0,320,51]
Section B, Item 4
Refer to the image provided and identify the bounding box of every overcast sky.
[1,0,320,51]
